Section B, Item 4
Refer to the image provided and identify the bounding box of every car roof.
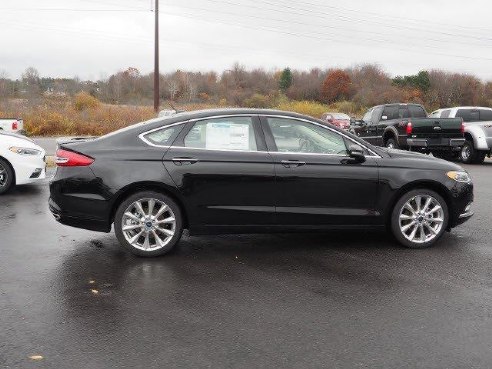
[107,108,323,137]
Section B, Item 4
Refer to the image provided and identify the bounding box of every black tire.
[385,138,399,149]
[0,158,14,195]
[475,151,486,164]
[391,189,449,249]
[114,191,183,257]
[460,140,478,164]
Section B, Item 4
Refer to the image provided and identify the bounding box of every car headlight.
[8,146,42,156]
[447,171,472,183]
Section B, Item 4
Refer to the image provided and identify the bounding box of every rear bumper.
[49,197,111,232]
[407,138,465,149]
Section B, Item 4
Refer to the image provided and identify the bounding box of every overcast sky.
[1,0,492,80]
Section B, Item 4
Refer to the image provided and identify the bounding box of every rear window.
[143,124,184,146]
[408,105,427,118]
[332,113,350,120]
[440,109,451,118]
[479,109,492,121]
[456,109,480,122]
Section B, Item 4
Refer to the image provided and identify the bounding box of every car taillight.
[55,149,94,167]
[461,119,465,134]
[12,121,18,130]
[406,121,413,135]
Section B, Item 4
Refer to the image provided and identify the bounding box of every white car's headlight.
[8,146,42,156]
[447,171,472,183]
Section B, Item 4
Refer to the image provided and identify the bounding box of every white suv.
[430,107,492,164]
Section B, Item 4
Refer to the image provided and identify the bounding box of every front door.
[163,115,276,233]
[261,116,380,227]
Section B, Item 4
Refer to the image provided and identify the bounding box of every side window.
[441,110,451,118]
[408,105,427,118]
[143,124,184,146]
[382,106,399,120]
[479,109,492,121]
[398,107,411,118]
[267,117,347,155]
[184,117,257,151]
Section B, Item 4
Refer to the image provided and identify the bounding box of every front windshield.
[362,110,372,123]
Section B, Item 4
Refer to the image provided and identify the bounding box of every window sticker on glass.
[205,122,250,150]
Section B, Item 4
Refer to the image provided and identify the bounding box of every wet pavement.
[1,164,492,368]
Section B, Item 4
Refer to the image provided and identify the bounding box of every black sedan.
[49,109,474,256]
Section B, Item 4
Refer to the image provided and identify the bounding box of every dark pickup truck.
[351,103,465,157]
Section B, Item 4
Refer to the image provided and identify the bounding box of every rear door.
[163,115,276,231]
[260,115,380,227]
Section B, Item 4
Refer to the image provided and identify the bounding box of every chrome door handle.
[281,160,306,168]
[172,157,199,165]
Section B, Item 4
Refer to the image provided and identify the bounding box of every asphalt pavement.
[1,164,492,368]
[32,137,59,156]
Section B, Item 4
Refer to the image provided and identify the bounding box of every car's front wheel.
[114,191,183,257]
[391,189,448,249]
[0,158,14,195]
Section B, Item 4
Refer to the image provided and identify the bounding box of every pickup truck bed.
[351,104,464,155]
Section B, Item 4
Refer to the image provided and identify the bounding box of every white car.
[430,106,492,164]
[0,132,46,194]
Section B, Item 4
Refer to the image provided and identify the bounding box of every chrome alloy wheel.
[121,198,176,251]
[0,163,7,187]
[461,145,471,161]
[398,195,444,244]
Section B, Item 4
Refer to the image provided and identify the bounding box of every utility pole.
[153,0,159,112]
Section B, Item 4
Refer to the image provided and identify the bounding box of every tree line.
[1,64,491,113]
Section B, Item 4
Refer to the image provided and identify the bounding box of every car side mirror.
[381,115,388,121]
[348,144,366,163]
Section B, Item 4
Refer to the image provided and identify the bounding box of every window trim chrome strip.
[138,121,189,148]
[138,113,381,158]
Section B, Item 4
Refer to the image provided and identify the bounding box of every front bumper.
[13,155,46,185]
[449,181,474,228]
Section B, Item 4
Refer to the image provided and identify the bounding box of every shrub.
[73,92,100,111]
[275,100,330,118]
[244,94,273,108]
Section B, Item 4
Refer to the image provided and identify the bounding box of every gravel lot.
[1,163,492,368]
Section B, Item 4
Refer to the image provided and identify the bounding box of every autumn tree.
[320,69,352,103]
[279,68,293,92]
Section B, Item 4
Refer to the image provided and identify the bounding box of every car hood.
[381,148,465,171]
[0,132,34,143]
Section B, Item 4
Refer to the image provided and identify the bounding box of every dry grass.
[0,97,365,137]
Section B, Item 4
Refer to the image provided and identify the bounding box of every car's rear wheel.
[385,138,399,149]
[460,140,479,164]
[114,191,183,257]
[0,158,14,195]
[391,189,448,249]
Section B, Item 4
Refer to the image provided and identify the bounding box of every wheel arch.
[0,155,16,185]
[109,181,188,228]
[382,127,398,145]
[385,180,454,229]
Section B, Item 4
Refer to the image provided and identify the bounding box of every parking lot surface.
[1,163,492,368]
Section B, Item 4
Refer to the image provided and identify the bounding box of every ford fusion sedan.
[0,132,46,194]
[49,109,473,256]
